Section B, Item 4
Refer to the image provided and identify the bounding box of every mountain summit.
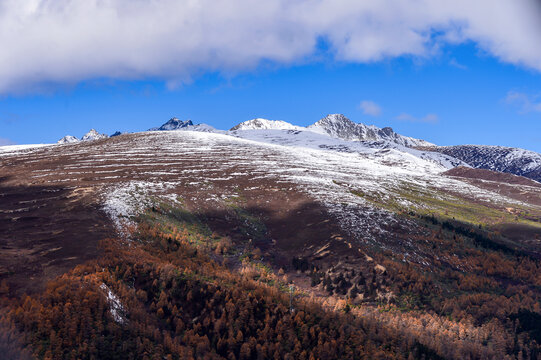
[81,129,108,141]
[308,114,433,147]
[149,117,221,133]
[57,129,108,144]
[149,117,194,131]
[57,135,80,144]
[230,118,303,131]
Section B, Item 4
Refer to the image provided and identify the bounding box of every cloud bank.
[0,0,540,93]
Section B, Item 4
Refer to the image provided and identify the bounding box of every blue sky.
[1,1,540,152]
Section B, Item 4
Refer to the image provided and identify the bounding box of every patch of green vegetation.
[136,198,215,247]
[350,181,541,230]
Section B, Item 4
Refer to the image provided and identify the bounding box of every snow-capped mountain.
[57,135,80,144]
[432,145,541,183]
[227,115,461,168]
[230,127,467,170]
[82,129,108,141]
[57,129,108,144]
[149,117,194,131]
[230,115,434,148]
[149,117,222,133]
[307,114,434,147]
[230,118,304,131]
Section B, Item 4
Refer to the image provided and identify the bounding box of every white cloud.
[0,0,540,93]
[359,100,382,116]
[449,58,467,70]
[396,113,439,123]
[0,137,15,146]
[505,91,541,113]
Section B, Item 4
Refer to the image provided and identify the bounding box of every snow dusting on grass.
[84,129,540,243]
[102,180,177,235]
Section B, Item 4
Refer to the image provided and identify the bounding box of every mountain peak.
[309,114,356,130]
[320,113,354,124]
[57,135,80,144]
[149,117,194,131]
[82,129,109,141]
[308,114,432,147]
[57,129,108,144]
[308,114,364,141]
[230,118,301,131]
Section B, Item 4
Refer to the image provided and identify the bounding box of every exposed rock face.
[81,129,109,141]
[149,117,193,131]
[307,114,434,147]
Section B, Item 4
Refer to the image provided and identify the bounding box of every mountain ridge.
[425,144,541,183]
[57,129,108,144]
[53,115,541,183]
[308,114,435,147]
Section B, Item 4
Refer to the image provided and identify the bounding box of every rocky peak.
[149,117,194,131]
[82,129,109,141]
[57,135,80,144]
[308,114,432,147]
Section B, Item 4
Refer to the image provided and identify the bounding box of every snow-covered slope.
[82,129,108,141]
[31,129,529,247]
[4,129,539,265]
[185,123,224,133]
[231,128,466,170]
[228,116,460,169]
[230,118,304,131]
[0,143,53,155]
[308,114,434,147]
[230,114,434,147]
[57,135,80,144]
[432,145,541,183]
[51,114,537,183]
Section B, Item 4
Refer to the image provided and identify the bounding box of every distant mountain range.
[427,145,541,183]
[229,114,432,147]
[56,114,541,183]
[58,129,108,144]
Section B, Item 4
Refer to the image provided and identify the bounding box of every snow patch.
[100,283,126,324]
